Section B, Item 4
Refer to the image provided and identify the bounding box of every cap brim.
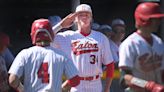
[112,24,126,28]
[76,11,92,14]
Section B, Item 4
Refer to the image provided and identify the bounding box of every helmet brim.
[149,14,164,19]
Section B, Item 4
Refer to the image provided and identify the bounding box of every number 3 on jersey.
[37,62,49,83]
[90,55,98,64]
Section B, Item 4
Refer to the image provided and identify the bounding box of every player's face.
[104,31,114,39]
[76,12,92,28]
[149,18,161,32]
[113,26,125,41]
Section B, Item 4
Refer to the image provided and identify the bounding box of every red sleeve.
[67,75,80,87]
[106,62,115,78]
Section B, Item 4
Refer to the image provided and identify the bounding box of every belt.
[79,75,99,81]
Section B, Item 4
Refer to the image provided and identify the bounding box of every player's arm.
[52,13,78,34]
[102,35,115,92]
[8,50,26,92]
[9,74,24,92]
[62,57,80,90]
[62,75,80,92]
[104,62,115,92]
[62,75,80,89]
[119,67,164,92]
[119,67,133,88]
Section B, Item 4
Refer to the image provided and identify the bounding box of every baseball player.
[110,19,126,92]
[99,24,114,39]
[52,4,114,92]
[99,22,125,92]
[0,32,10,92]
[119,2,164,92]
[8,19,80,92]
[111,18,126,47]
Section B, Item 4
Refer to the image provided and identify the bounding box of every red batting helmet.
[31,19,54,45]
[135,2,164,27]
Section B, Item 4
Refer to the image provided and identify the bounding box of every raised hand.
[60,13,78,28]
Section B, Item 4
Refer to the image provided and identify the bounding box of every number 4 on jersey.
[37,62,49,83]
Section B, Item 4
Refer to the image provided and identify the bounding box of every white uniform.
[107,39,124,92]
[109,39,119,63]
[8,46,78,92]
[52,30,113,92]
[119,32,164,84]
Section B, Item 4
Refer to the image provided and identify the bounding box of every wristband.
[131,77,148,88]
[52,23,63,34]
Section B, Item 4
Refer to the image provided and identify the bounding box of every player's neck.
[79,27,91,36]
[136,30,153,45]
[136,29,151,38]
[35,41,50,47]
[113,40,121,46]
[111,36,121,46]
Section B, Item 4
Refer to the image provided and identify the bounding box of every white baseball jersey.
[52,30,113,92]
[8,46,78,92]
[109,39,119,63]
[119,32,164,84]
[52,30,113,76]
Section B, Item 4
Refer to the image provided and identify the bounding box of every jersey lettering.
[138,53,162,72]
[37,62,49,83]
[71,41,99,55]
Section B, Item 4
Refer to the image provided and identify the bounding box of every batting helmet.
[31,19,54,45]
[135,2,164,27]
[0,32,10,47]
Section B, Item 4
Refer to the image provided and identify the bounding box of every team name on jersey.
[71,40,99,55]
[138,53,163,72]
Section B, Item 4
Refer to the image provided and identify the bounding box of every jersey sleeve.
[109,40,119,62]
[8,50,26,78]
[101,35,114,65]
[51,32,72,58]
[64,57,78,79]
[118,40,136,68]
[51,33,65,49]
